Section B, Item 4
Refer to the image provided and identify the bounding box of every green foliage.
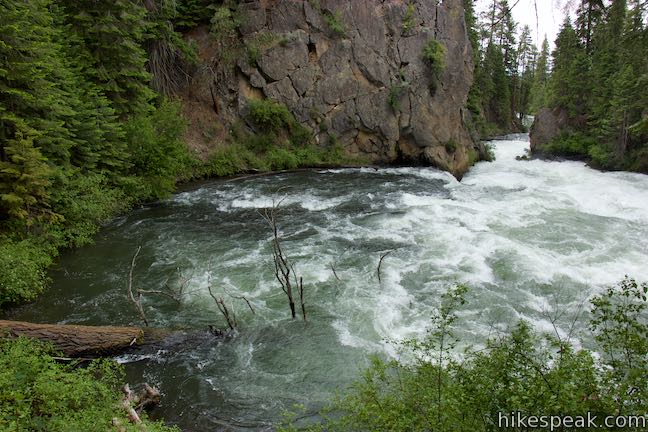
[388,83,407,111]
[173,0,217,30]
[282,278,648,431]
[444,139,457,154]
[0,239,53,308]
[266,147,301,170]
[540,1,648,172]
[49,173,130,248]
[323,10,346,37]
[210,5,241,42]
[0,131,52,225]
[590,276,648,411]
[544,132,620,170]
[124,100,190,201]
[0,0,195,307]
[204,144,267,177]
[402,3,416,34]
[246,32,281,66]
[0,337,177,431]
[545,132,598,158]
[61,0,156,118]
[248,99,293,131]
[421,39,447,77]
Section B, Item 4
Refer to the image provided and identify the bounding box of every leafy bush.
[0,238,53,308]
[388,83,407,110]
[545,132,597,158]
[245,32,281,66]
[422,39,447,77]
[0,337,177,432]
[280,278,648,431]
[210,5,240,41]
[266,147,301,170]
[49,173,130,248]
[248,99,293,131]
[125,100,191,200]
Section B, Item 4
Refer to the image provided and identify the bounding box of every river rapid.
[7,134,648,430]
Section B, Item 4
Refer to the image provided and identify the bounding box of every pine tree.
[483,43,512,129]
[0,0,77,165]
[0,130,52,226]
[60,0,155,118]
[576,0,605,53]
[514,25,537,121]
[549,18,590,117]
[529,37,550,113]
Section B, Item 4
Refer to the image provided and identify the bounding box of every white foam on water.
[149,135,648,357]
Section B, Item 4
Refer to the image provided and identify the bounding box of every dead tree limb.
[330,263,341,282]
[224,287,256,315]
[207,278,237,330]
[127,247,186,326]
[260,198,306,320]
[127,246,148,326]
[377,250,394,284]
[298,276,306,321]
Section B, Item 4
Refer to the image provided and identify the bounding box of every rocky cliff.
[529,107,577,154]
[181,0,484,178]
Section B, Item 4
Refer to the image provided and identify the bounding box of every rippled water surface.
[8,135,648,430]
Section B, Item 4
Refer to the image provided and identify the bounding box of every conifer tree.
[0,130,52,226]
[529,37,550,113]
[60,0,155,118]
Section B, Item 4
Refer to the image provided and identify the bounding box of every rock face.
[183,0,483,178]
[529,107,572,153]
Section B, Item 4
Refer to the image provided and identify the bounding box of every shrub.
[545,132,596,158]
[0,238,53,307]
[266,147,300,170]
[0,337,177,431]
[402,3,416,33]
[323,10,345,36]
[205,145,250,177]
[289,122,313,147]
[388,82,407,110]
[248,99,293,131]
[444,139,457,153]
[245,32,281,66]
[280,278,648,431]
[124,100,190,200]
[422,39,447,77]
[49,173,130,247]
[210,5,240,41]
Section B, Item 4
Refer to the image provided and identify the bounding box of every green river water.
[6,134,648,430]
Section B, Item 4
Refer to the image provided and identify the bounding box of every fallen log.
[0,319,175,357]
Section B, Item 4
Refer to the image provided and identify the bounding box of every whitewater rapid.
[9,134,648,430]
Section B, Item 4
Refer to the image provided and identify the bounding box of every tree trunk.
[0,320,173,357]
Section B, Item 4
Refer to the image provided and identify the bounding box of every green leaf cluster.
[281,277,648,431]
[540,0,648,172]
[0,0,193,306]
[0,337,178,431]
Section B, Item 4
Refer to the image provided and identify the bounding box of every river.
[7,134,648,430]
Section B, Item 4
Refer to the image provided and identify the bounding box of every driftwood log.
[0,320,175,357]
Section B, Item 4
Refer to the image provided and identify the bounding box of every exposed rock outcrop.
[529,107,573,154]
[182,0,484,178]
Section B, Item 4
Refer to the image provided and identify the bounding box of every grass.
[323,10,345,36]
